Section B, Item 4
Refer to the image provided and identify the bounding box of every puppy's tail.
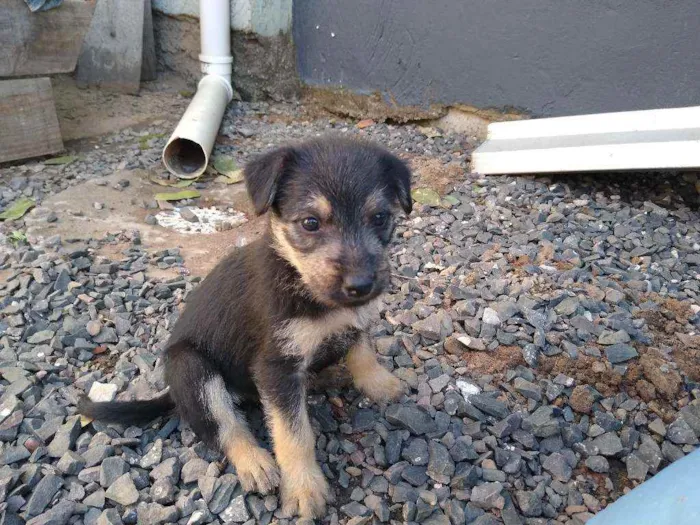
[77,392,175,426]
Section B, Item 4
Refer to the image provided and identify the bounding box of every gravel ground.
[1,100,700,525]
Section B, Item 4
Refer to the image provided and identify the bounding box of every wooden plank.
[0,0,97,77]
[488,106,700,140]
[75,0,145,94]
[472,128,700,175]
[141,0,157,81]
[0,78,63,164]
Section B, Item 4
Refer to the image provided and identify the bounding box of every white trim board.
[471,105,700,175]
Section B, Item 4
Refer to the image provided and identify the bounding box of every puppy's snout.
[343,274,374,299]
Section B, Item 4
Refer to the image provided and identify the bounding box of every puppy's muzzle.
[342,273,375,299]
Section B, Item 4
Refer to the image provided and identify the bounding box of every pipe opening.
[163,138,207,177]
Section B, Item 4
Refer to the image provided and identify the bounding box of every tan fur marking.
[346,334,404,403]
[266,405,330,518]
[204,377,279,493]
[310,194,333,220]
[270,217,341,303]
[275,299,379,366]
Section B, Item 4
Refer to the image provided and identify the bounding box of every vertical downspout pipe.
[162,0,233,179]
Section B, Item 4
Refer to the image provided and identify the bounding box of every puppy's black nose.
[343,275,374,298]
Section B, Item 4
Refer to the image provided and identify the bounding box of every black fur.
[78,392,174,426]
[77,136,412,515]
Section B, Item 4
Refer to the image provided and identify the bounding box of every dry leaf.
[154,190,201,201]
[45,155,77,165]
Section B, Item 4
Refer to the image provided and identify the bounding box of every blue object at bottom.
[589,447,700,525]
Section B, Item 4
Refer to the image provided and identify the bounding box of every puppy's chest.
[275,301,377,366]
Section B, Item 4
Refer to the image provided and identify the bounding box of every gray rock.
[96,508,123,525]
[105,473,139,506]
[151,478,177,504]
[426,441,455,484]
[667,418,699,445]
[598,330,631,345]
[100,457,128,488]
[384,431,404,464]
[523,406,560,438]
[403,438,429,465]
[137,503,179,525]
[468,394,509,419]
[626,453,649,481]
[386,404,436,435]
[341,501,370,517]
[482,308,501,325]
[57,451,85,475]
[47,418,81,458]
[470,482,504,510]
[593,433,624,456]
[181,458,209,484]
[604,344,639,364]
[150,457,181,483]
[26,474,63,517]
[219,495,250,523]
[513,378,542,401]
[585,455,609,473]
[26,500,75,525]
[353,409,378,432]
[542,452,572,482]
[84,489,106,508]
[449,436,478,462]
[140,439,163,469]
[412,312,453,340]
[515,490,542,517]
[180,208,199,223]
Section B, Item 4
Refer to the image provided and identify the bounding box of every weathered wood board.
[0,0,97,77]
[141,0,157,81]
[0,78,63,164]
[75,0,145,94]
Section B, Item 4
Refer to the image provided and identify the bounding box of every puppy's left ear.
[382,152,413,214]
[243,146,296,215]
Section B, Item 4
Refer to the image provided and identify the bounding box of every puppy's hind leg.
[166,342,280,494]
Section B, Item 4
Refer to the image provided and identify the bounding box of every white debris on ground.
[456,379,481,401]
[155,206,247,234]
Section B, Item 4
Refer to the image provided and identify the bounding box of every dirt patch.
[569,385,596,414]
[303,86,446,124]
[639,352,682,400]
[462,346,525,376]
[540,355,625,399]
[53,75,189,142]
[407,156,466,195]
[634,295,700,383]
[25,169,266,277]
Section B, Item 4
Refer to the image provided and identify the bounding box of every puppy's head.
[244,136,412,307]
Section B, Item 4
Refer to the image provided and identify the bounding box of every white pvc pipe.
[199,0,232,82]
[162,0,233,179]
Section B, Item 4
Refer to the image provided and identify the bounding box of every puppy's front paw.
[355,367,404,403]
[228,445,280,494]
[280,463,330,518]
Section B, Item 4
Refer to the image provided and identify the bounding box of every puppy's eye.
[371,212,389,227]
[301,217,320,232]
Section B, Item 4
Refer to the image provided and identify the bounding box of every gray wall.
[294,0,700,117]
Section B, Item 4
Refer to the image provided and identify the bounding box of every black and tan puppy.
[78,135,412,518]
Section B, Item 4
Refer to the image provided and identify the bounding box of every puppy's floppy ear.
[381,152,413,214]
[243,146,295,215]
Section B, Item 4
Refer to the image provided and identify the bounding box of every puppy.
[78,135,412,518]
